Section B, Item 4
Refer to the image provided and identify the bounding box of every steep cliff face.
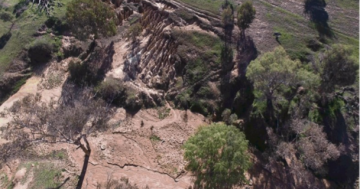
[111,0,229,117]
[125,1,179,90]
[0,0,358,188]
[96,0,228,117]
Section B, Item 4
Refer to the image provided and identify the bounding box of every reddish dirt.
[38,106,207,189]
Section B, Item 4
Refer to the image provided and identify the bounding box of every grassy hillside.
[175,0,358,60]
[0,0,70,75]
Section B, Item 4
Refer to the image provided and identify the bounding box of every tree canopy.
[66,0,117,40]
[246,47,320,114]
[246,47,319,99]
[183,123,251,189]
[237,1,256,31]
[319,44,358,92]
[222,6,234,28]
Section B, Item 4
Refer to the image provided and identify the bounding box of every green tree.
[183,123,251,189]
[222,6,234,28]
[320,44,358,92]
[66,0,117,40]
[246,47,320,113]
[237,1,256,36]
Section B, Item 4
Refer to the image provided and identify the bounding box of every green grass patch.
[51,150,67,160]
[261,0,318,60]
[173,30,222,84]
[333,0,359,11]
[175,0,226,15]
[150,135,161,141]
[30,163,62,189]
[11,74,30,94]
[272,27,313,60]
[261,0,303,20]
[0,172,14,189]
[128,15,141,25]
[0,0,70,75]
[157,107,170,119]
[185,58,210,85]
[174,31,222,57]
[333,31,359,58]
[173,8,195,22]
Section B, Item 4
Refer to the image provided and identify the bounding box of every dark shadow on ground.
[304,0,334,39]
[0,32,11,49]
[47,177,70,189]
[237,35,258,76]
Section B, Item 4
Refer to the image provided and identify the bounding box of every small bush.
[189,99,208,115]
[221,6,234,27]
[126,22,142,40]
[124,94,143,112]
[157,107,170,119]
[174,9,195,22]
[42,72,62,89]
[221,108,231,124]
[46,17,70,35]
[150,135,161,141]
[68,60,87,85]
[96,176,142,189]
[95,78,127,106]
[28,39,53,65]
[0,11,13,22]
[229,113,238,125]
[237,1,256,31]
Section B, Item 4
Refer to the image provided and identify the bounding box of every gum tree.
[183,123,251,189]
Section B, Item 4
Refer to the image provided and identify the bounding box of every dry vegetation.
[0,0,358,188]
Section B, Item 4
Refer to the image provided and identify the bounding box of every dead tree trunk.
[75,135,91,189]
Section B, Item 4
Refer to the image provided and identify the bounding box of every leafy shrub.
[66,0,117,40]
[320,44,358,92]
[237,1,256,31]
[184,123,251,188]
[222,6,234,27]
[96,176,143,189]
[124,91,143,113]
[0,11,13,22]
[237,1,256,30]
[157,107,170,119]
[28,39,53,65]
[95,78,127,106]
[45,16,70,35]
[221,108,231,124]
[174,8,195,22]
[126,22,142,40]
[68,60,87,85]
[150,135,161,141]
[247,47,320,115]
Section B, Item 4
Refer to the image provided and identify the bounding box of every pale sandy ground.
[0,51,208,189]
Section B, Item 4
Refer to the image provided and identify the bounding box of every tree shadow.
[273,33,281,44]
[328,154,359,187]
[47,177,70,189]
[123,39,141,81]
[224,25,234,46]
[304,0,334,39]
[0,32,11,49]
[236,35,258,77]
